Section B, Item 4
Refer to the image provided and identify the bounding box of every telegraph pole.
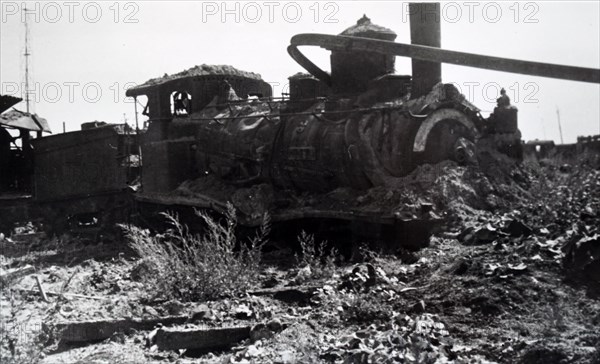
[23,7,31,114]
[556,107,564,144]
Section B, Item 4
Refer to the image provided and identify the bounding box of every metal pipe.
[289,34,600,84]
[409,3,442,98]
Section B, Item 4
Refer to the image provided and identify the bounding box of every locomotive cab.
[126,66,273,195]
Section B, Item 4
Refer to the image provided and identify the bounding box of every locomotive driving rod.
[288,34,600,86]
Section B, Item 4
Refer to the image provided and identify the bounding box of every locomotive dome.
[329,15,398,95]
[339,15,397,41]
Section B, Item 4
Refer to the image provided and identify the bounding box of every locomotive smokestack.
[409,2,441,98]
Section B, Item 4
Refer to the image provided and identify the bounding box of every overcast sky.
[1,1,599,143]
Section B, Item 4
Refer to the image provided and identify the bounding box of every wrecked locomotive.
[125,15,522,244]
[4,4,597,244]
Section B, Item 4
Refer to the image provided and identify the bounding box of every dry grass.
[120,203,269,301]
[0,291,56,364]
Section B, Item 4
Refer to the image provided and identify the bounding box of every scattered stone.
[144,305,160,317]
[505,219,533,237]
[267,319,283,332]
[250,323,272,342]
[461,224,499,245]
[164,300,185,316]
[187,303,211,322]
[235,304,254,320]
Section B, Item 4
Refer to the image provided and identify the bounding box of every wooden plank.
[16,288,106,300]
[35,275,50,302]
[155,326,251,351]
[50,316,188,343]
[249,285,319,303]
[0,265,35,286]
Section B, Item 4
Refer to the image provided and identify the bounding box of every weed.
[0,290,56,364]
[340,293,393,323]
[120,203,269,301]
[296,230,337,279]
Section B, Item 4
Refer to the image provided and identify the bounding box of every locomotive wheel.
[422,119,477,165]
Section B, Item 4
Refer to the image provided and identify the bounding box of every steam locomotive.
[3,4,597,245]
[123,15,517,244]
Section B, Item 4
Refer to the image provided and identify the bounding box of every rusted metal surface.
[32,124,137,202]
[27,124,140,234]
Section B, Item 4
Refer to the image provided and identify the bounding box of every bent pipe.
[288,34,600,84]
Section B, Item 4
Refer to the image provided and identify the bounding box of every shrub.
[120,203,269,301]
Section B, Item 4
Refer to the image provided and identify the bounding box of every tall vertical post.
[409,3,442,98]
[23,7,31,114]
[133,96,142,187]
[556,107,564,144]
[134,96,140,133]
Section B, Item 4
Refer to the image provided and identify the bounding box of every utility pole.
[556,107,564,144]
[23,8,43,138]
[23,7,31,114]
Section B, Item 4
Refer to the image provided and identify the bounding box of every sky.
[1,1,599,143]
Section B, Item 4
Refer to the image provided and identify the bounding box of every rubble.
[2,153,600,363]
[0,264,34,285]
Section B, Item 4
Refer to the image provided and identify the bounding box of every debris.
[411,300,426,314]
[293,265,312,284]
[15,288,106,300]
[461,224,499,245]
[249,286,319,304]
[339,263,381,291]
[505,219,533,237]
[245,344,263,358]
[0,264,34,285]
[249,323,272,342]
[154,325,251,351]
[58,268,79,299]
[508,263,528,273]
[234,304,254,320]
[35,275,50,302]
[161,300,184,316]
[266,319,283,332]
[144,305,160,317]
[187,303,212,322]
[564,234,600,293]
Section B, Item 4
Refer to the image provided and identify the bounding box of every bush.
[120,203,269,301]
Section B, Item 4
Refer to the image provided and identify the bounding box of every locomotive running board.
[135,193,442,228]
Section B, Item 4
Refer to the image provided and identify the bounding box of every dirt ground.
[1,149,599,364]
